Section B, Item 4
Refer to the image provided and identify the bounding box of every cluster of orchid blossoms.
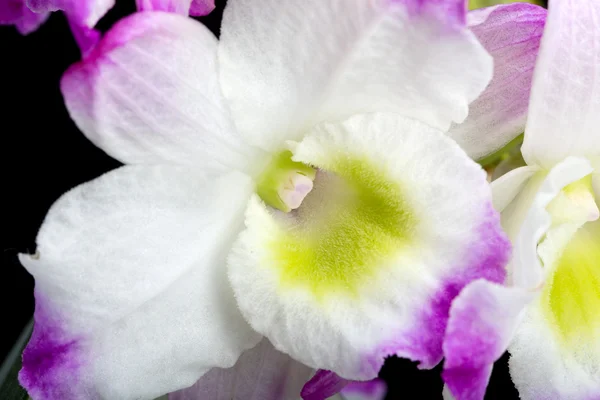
[2,0,598,399]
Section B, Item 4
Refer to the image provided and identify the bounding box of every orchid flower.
[442,1,600,399]
[16,0,548,399]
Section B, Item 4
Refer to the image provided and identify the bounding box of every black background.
[1,1,531,398]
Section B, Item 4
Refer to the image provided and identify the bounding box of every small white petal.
[491,166,539,212]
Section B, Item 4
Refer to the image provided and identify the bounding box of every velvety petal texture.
[27,0,114,28]
[448,3,546,160]
[169,339,313,400]
[219,0,492,151]
[0,0,49,34]
[19,166,261,399]
[135,0,214,16]
[61,12,263,174]
[228,113,509,380]
[521,0,600,169]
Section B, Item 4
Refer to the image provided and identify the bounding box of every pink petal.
[135,0,214,16]
[442,280,535,400]
[26,0,115,28]
[189,0,214,16]
[66,18,101,57]
[169,339,313,400]
[0,0,49,34]
[448,3,547,160]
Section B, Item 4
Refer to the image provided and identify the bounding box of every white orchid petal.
[512,157,593,289]
[219,0,492,151]
[228,113,509,379]
[18,166,261,400]
[61,12,263,173]
[491,166,539,212]
[521,0,600,168]
[509,220,600,400]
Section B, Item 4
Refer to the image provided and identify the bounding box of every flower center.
[256,150,316,212]
[266,154,417,298]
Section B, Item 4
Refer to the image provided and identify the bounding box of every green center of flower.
[256,150,317,212]
[265,153,417,299]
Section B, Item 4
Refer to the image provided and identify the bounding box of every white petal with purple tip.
[19,166,261,400]
[61,12,263,173]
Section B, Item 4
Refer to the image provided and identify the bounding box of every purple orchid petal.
[341,379,387,400]
[301,370,350,400]
[135,0,214,16]
[19,292,87,399]
[448,3,547,160]
[18,166,261,399]
[66,18,101,58]
[442,280,535,400]
[189,0,214,16]
[0,0,49,34]
[26,0,114,28]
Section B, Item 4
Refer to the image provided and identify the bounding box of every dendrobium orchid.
[442,1,600,399]
[16,0,548,399]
